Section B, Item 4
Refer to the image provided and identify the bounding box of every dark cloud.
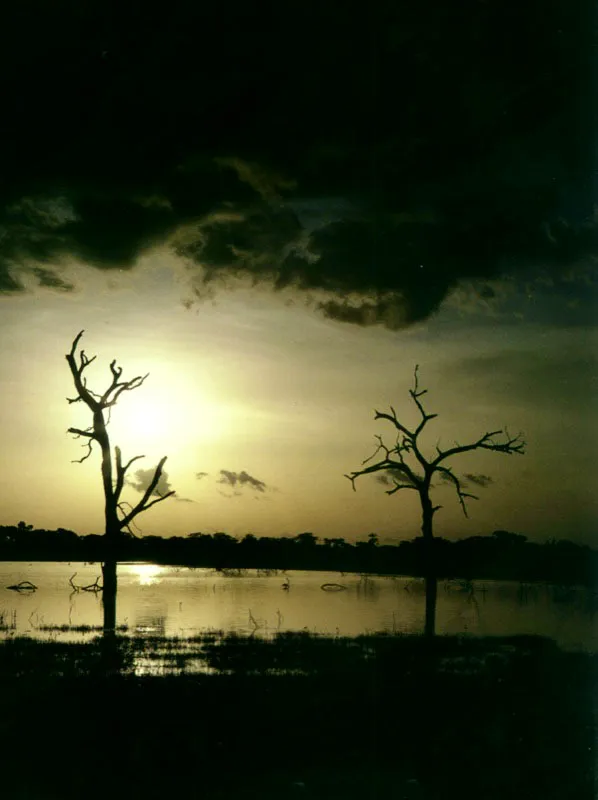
[463,474,493,488]
[317,296,413,331]
[437,472,454,485]
[0,1,594,327]
[195,472,209,481]
[31,267,74,292]
[377,469,491,489]
[218,470,268,494]
[376,469,417,487]
[128,468,175,498]
[443,256,598,328]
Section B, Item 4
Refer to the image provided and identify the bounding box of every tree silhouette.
[66,330,175,632]
[346,365,525,636]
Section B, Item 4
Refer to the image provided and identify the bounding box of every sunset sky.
[0,1,595,544]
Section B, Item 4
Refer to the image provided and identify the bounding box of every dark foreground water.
[0,631,594,800]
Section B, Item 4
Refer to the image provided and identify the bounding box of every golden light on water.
[130,563,165,585]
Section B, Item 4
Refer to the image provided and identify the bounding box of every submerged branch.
[69,573,103,593]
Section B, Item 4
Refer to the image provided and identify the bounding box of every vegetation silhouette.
[65,331,175,634]
[0,631,594,800]
[1,525,595,588]
[346,366,525,635]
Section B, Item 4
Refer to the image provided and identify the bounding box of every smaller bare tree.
[66,330,175,631]
[346,365,525,635]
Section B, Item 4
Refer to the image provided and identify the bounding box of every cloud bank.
[0,1,594,327]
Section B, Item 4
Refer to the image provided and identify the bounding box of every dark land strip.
[0,632,594,799]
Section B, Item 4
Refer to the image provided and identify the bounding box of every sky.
[0,1,596,544]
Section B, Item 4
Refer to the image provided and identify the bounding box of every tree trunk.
[424,573,438,638]
[101,559,120,675]
[420,488,437,637]
[102,559,117,633]
[94,408,119,634]
[102,517,119,634]
[421,490,434,541]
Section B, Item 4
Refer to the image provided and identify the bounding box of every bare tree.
[66,330,175,631]
[346,365,525,635]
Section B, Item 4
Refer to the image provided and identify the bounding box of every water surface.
[1,562,595,652]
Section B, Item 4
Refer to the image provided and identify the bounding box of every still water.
[1,562,596,652]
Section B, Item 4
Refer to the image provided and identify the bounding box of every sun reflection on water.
[129,563,164,585]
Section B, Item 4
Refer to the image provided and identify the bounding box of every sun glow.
[109,381,228,453]
[117,402,171,442]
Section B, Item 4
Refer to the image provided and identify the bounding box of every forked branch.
[436,465,478,517]
[433,429,525,465]
[120,456,175,527]
[101,360,149,407]
[345,434,421,492]
[409,364,439,436]
[114,446,145,502]
[66,330,151,416]
[66,331,100,410]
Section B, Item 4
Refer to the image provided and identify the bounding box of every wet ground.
[0,632,594,799]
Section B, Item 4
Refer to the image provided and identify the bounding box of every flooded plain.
[1,561,595,652]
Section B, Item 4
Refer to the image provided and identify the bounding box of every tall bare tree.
[66,330,175,631]
[346,365,525,636]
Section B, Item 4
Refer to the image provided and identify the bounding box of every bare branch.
[436,466,478,517]
[135,491,176,514]
[372,408,430,473]
[405,364,438,438]
[385,481,419,496]
[65,331,100,411]
[70,330,85,354]
[99,357,149,407]
[97,359,122,405]
[106,373,149,407]
[120,456,175,526]
[114,446,145,502]
[433,430,525,465]
[363,434,410,472]
[123,454,146,473]
[71,438,94,464]
[361,435,390,465]
[109,359,123,383]
[67,331,150,415]
[345,441,422,492]
[67,426,96,439]
[116,501,141,537]
[374,409,412,439]
[371,368,438,472]
[78,349,97,371]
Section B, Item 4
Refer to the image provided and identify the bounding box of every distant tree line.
[0,522,595,586]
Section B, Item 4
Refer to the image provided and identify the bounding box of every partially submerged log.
[7,580,37,592]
